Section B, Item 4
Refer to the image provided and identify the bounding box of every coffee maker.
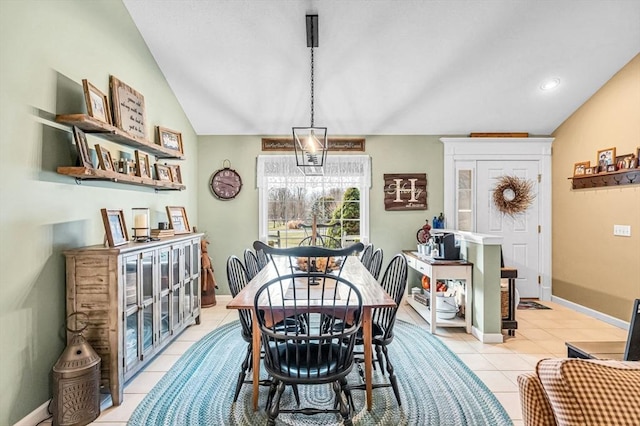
[431,232,460,260]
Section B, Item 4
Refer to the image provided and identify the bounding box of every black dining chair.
[367,248,384,280]
[351,253,407,406]
[227,255,301,405]
[359,243,374,269]
[298,234,342,249]
[254,258,363,425]
[244,248,261,280]
[256,248,269,270]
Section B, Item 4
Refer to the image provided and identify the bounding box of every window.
[257,155,371,247]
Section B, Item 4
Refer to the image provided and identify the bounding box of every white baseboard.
[14,399,50,426]
[551,296,630,330]
[472,326,504,343]
[214,294,232,303]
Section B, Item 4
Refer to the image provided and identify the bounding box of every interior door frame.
[441,137,554,300]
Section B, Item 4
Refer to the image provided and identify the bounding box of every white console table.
[402,250,473,334]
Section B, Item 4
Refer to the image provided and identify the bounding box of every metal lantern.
[52,312,101,426]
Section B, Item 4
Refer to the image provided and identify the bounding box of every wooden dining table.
[227,254,396,411]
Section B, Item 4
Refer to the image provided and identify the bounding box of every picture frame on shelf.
[156,126,183,154]
[155,163,171,181]
[73,126,93,168]
[167,164,182,184]
[135,150,151,178]
[596,147,616,172]
[573,161,589,176]
[606,164,617,172]
[615,153,632,170]
[165,206,190,234]
[585,166,595,175]
[110,75,147,139]
[100,208,129,247]
[95,144,115,172]
[82,79,111,125]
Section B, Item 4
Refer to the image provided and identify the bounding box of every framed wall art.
[154,163,171,181]
[109,75,147,139]
[95,144,115,172]
[596,147,616,172]
[573,161,590,176]
[82,79,111,125]
[166,206,190,234]
[383,173,427,211]
[168,164,182,183]
[157,126,184,154]
[73,126,93,168]
[100,208,129,246]
[135,150,151,178]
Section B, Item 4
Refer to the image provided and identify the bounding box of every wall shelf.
[55,114,185,160]
[568,169,640,189]
[57,166,185,191]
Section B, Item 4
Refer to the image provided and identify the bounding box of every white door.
[476,161,540,298]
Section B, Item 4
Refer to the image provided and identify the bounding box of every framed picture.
[155,163,171,181]
[73,126,93,168]
[606,164,617,172]
[168,164,182,183]
[573,161,589,176]
[135,150,151,178]
[596,147,616,172]
[100,209,129,247]
[82,79,111,125]
[585,166,594,175]
[166,206,190,234]
[110,75,147,139]
[95,144,115,172]
[157,126,184,154]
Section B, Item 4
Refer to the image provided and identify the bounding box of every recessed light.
[540,78,561,91]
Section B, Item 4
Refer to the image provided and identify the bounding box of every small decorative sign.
[261,137,365,152]
[110,75,147,140]
[383,173,427,211]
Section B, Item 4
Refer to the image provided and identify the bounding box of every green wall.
[0,1,198,424]
[197,135,445,294]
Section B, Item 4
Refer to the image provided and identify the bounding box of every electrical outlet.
[613,225,631,237]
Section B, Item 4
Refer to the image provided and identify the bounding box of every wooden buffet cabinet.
[64,234,202,405]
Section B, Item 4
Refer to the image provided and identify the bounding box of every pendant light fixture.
[293,14,328,176]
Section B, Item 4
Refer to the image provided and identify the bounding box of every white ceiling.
[123,0,640,136]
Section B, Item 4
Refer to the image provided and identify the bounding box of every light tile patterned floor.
[45,297,628,425]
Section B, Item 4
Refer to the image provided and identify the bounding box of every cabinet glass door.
[141,252,154,354]
[159,248,170,339]
[123,255,141,371]
[171,246,181,330]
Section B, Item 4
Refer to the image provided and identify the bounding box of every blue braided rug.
[128,320,512,425]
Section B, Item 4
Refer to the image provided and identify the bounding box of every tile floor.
[47,296,628,425]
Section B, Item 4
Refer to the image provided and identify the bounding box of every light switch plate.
[613,225,631,237]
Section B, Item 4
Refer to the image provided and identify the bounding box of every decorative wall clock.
[210,160,242,200]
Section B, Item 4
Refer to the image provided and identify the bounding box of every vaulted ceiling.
[123,0,640,136]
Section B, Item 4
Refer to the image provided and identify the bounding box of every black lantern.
[293,14,328,176]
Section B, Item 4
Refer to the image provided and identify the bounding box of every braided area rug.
[128,320,512,425]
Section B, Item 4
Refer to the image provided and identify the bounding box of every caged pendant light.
[293,14,328,176]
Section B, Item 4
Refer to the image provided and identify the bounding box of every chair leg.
[291,384,301,406]
[375,344,385,372]
[233,343,252,402]
[333,380,353,426]
[265,379,277,411]
[340,376,355,413]
[382,345,401,406]
[266,380,285,426]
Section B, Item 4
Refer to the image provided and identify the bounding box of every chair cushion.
[537,358,640,426]
[266,342,349,378]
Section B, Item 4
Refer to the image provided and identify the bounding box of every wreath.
[492,175,535,216]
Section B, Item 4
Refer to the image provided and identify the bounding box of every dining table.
[227,254,397,411]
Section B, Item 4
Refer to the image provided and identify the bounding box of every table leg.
[430,271,437,334]
[363,306,373,411]
[252,310,261,411]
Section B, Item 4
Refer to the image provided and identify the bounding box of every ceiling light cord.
[310,44,315,127]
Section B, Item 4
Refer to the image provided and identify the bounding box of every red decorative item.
[416,219,432,243]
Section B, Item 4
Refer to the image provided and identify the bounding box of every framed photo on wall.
[155,163,171,181]
[166,206,190,234]
[100,208,129,246]
[73,126,93,168]
[135,150,151,178]
[573,161,590,176]
[95,144,115,172]
[168,164,182,183]
[82,79,111,125]
[156,126,184,154]
[110,75,147,139]
[596,147,616,172]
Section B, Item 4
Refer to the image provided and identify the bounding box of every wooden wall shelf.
[58,166,185,191]
[55,114,185,160]
[568,169,640,189]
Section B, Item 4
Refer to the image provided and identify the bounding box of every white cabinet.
[403,251,472,334]
[65,234,202,406]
